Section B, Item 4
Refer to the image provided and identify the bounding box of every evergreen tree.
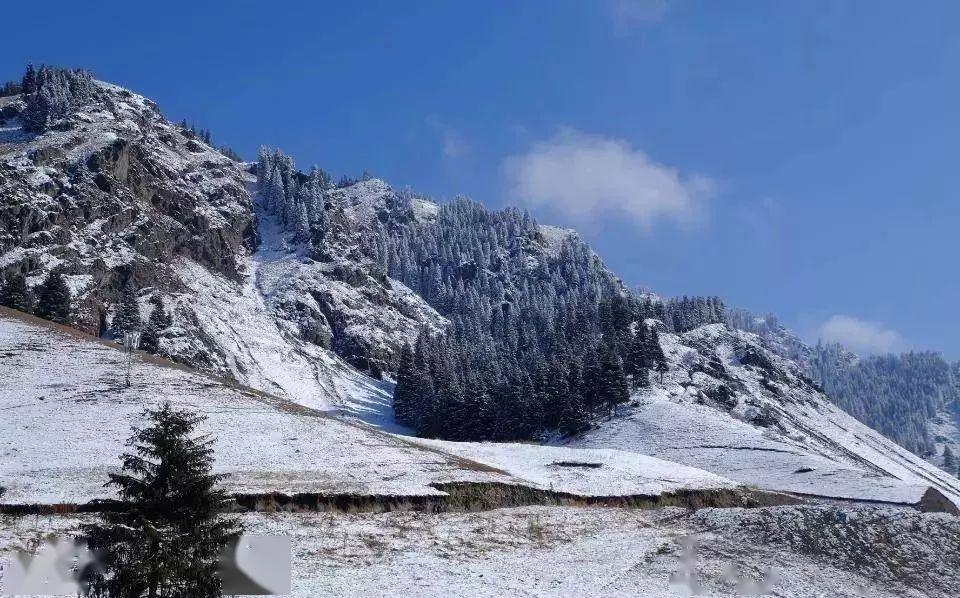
[81,403,241,597]
[393,343,417,425]
[624,325,652,387]
[646,327,666,368]
[0,272,34,313]
[598,342,630,413]
[22,64,37,94]
[111,279,142,338]
[139,296,169,354]
[655,360,669,384]
[34,270,71,324]
[944,445,956,474]
[23,65,93,132]
[559,360,590,436]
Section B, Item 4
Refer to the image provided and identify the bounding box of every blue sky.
[4,1,959,357]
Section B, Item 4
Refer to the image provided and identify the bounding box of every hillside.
[729,309,960,474]
[2,71,959,508]
[4,309,960,597]
[2,67,960,597]
[0,307,745,506]
[564,323,960,509]
[0,76,444,419]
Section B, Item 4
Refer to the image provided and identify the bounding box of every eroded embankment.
[0,482,801,516]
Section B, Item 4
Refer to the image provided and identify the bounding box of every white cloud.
[426,117,470,161]
[608,0,672,28]
[817,315,906,355]
[502,128,714,229]
[442,128,469,160]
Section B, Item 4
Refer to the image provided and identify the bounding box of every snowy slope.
[566,324,960,509]
[0,81,444,420]
[5,504,959,597]
[3,75,958,518]
[408,438,738,497]
[0,310,740,505]
[0,311,506,504]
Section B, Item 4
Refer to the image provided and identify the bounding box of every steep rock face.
[0,81,442,412]
[0,82,255,334]
[264,178,448,375]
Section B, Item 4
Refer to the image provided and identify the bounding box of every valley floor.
[3,503,959,597]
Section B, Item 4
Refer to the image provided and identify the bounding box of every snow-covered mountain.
[0,79,443,420]
[1,72,958,517]
[3,307,960,597]
[728,309,960,474]
[565,323,960,509]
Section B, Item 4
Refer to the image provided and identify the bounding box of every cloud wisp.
[817,315,906,355]
[426,116,471,161]
[502,128,714,230]
[608,0,672,26]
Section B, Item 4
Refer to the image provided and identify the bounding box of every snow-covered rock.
[0,81,444,415]
[566,324,960,511]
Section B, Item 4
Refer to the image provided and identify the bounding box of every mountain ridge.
[1,68,958,512]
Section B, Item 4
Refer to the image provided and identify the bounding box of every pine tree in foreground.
[0,272,34,313]
[34,270,71,324]
[82,403,241,598]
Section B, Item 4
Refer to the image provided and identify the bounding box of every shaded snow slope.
[0,310,738,505]
[566,324,960,509]
[155,178,445,421]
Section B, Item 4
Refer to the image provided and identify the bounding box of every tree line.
[0,270,72,323]
[253,160,728,440]
[19,64,94,132]
[0,268,173,355]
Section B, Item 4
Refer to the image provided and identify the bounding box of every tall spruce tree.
[34,270,71,324]
[0,272,34,313]
[82,403,241,598]
[393,343,417,425]
[944,445,956,474]
[139,296,169,354]
[598,342,630,413]
[112,279,142,338]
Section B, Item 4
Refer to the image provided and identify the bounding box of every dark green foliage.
[0,80,22,97]
[596,342,630,413]
[82,403,241,598]
[34,270,71,323]
[22,65,93,132]
[219,146,242,161]
[140,296,171,354]
[666,295,726,333]
[255,152,726,440]
[944,445,956,474]
[111,279,142,338]
[257,148,329,243]
[392,342,418,424]
[22,64,37,94]
[0,272,34,313]
[814,347,957,457]
[374,196,717,440]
